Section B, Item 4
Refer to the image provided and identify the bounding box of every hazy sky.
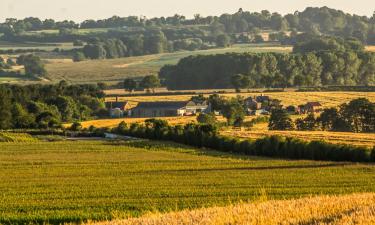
[0,0,374,22]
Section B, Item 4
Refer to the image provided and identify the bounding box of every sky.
[0,0,374,22]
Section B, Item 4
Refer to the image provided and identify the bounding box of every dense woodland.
[0,82,105,130]
[160,37,375,89]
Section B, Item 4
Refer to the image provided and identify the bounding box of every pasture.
[45,44,292,83]
[1,140,375,224]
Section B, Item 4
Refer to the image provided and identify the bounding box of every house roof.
[306,102,322,107]
[186,100,209,107]
[133,101,189,110]
[256,95,270,101]
[105,101,129,109]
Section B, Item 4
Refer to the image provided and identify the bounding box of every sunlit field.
[222,123,375,148]
[94,193,375,225]
[108,91,375,109]
[1,140,375,224]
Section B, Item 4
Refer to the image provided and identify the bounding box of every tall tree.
[140,75,161,92]
[124,78,137,93]
[268,109,294,130]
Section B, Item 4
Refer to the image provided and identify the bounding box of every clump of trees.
[160,37,375,89]
[16,54,46,76]
[268,98,375,133]
[0,82,106,130]
[319,98,375,133]
[269,109,294,130]
[82,38,128,59]
[123,75,161,93]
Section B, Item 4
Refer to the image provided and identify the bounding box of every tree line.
[160,38,375,89]
[108,119,375,163]
[1,7,374,44]
[75,31,215,60]
[269,98,375,133]
[0,82,106,130]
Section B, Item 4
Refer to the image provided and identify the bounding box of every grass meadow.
[1,139,375,224]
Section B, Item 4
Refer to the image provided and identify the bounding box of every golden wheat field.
[222,123,375,148]
[365,45,375,52]
[89,193,375,225]
[73,116,199,129]
[108,92,375,109]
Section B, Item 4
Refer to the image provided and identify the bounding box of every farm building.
[256,95,270,103]
[130,101,210,118]
[298,102,323,114]
[245,97,262,110]
[105,100,132,118]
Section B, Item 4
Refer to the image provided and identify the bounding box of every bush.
[70,122,82,131]
[73,52,86,62]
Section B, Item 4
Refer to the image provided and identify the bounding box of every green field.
[1,139,375,224]
[0,41,76,51]
[45,44,292,83]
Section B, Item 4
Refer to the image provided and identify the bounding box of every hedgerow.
[112,120,374,163]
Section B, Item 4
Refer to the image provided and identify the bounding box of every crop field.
[72,116,199,129]
[0,132,38,142]
[1,140,375,224]
[45,44,292,83]
[95,193,375,225]
[109,91,375,109]
[221,122,375,148]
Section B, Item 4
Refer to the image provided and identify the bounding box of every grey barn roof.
[133,101,189,110]
[105,101,129,109]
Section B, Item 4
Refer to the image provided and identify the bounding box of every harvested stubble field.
[221,123,375,148]
[1,140,375,224]
[109,91,375,109]
[74,116,199,129]
[92,193,375,225]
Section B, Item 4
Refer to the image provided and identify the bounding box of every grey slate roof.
[105,101,129,109]
[133,101,189,110]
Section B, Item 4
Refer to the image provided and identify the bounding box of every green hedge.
[112,121,374,163]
